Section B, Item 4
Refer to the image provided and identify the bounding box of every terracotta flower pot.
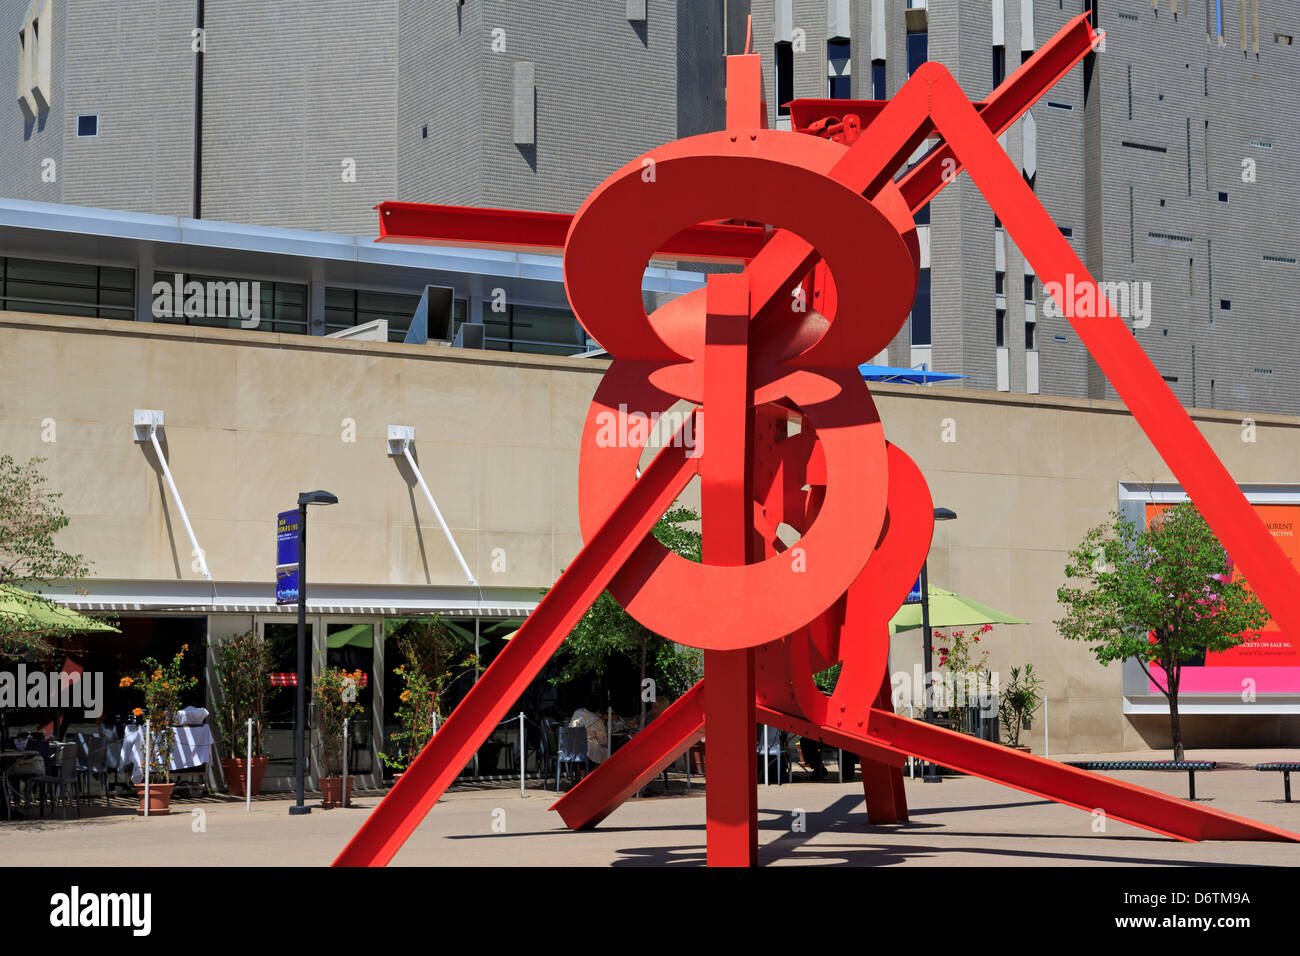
[135,782,175,815]
[320,775,355,808]
[220,756,269,797]
[688,741,705,775]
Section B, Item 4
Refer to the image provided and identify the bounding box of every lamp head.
[298,490,339,507]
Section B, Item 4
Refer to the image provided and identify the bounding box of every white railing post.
[1044,698,1049,758]
[342,717,349,808]
[245,716,253,812]
[143,719,151,817]
[519,711,525,797]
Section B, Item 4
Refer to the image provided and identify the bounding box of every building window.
[1025,321,1036,350]
[1220,299,1231,310]
[992,45,1006,87]
[871,59,886,99]
[910,269,932,346]
[907,32,928,76]
[1059,225,1074,238]
[1217,191,1229,203]
[1,257,134,321]
[995,308,1005,347]
[995,271,1005,294]
[482,302,593,355]
[914,201,930,226]
[325,288,430,342]
[1024,275,1035,301]
[76,114,98,137]
[152,272,307,334]
[775,41,793,116]
[827,39,851,99]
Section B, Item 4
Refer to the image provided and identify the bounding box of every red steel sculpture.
[336,13,1300,866]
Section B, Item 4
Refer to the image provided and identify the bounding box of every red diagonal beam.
[551,682,706,830]
[851,706,1300,843]
[333,420,699,866]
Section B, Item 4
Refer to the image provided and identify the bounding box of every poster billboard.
[1144,501,1300,695]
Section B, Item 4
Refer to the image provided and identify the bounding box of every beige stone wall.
[4,311,1299,752]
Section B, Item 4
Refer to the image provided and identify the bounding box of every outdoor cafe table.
[120,725,213,784]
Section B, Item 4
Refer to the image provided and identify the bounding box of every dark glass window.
[1024,275,1035,301]
[995,271,1005,294]
[1025,321,1036,350]
[872,59,886,99]
[907,32,928,76]
[996,309,1006,347]
[76,114,98,137]
[910,269,931,346]
[775,42,793,116]
[152,272,307,334]
[914,201,931,226]
[992,45,1006,87]
[828,39,850,98]
[482,302,593,356]
[1,257,134,321]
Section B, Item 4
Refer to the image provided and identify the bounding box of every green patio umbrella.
[326,623,375,649]
[0,583,118,634]
[889,586,1026,635]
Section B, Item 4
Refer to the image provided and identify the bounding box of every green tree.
[1055,502,1269,760]
[0,455,93,660]
[551,507,702,728]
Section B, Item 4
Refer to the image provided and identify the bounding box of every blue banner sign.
[276,566,299,605]
[904,575,923,605]
[276,510,301,605]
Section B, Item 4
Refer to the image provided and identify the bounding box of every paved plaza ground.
[3,748,1298,866]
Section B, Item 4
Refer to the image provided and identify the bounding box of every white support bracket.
[134,409,213,581]
[388,425,477,585]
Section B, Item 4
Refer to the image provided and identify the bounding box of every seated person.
[567,707,613,764]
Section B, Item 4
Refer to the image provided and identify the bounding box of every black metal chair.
[26,741,82,819]
[78,734,112,805]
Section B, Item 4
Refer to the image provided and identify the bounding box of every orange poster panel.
[1146,502,1300,668]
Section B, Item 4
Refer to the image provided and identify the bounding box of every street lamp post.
[290,489,338,816]
[920,506,957,783]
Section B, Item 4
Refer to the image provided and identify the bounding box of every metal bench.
[1255,762,1299,803]
[1065,760,1216,800]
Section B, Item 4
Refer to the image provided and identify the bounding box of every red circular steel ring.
[578,364,887,650]
[563,129,917,370]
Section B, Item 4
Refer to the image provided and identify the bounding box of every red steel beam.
[846,706,1300,843]
[333,423,698,866]
[375,201,768,262]
[551,683,706,831]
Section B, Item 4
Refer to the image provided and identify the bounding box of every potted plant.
[119,644,198,814]
[214,630,277,796]
[379,617,476,778]
[998,664,1044,752]
[312,665,364,807]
